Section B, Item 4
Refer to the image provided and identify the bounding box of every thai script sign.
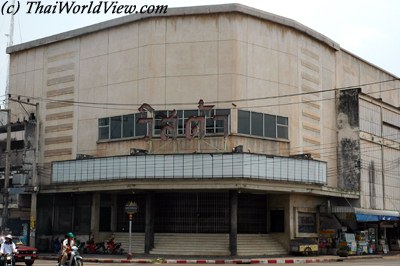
[137,99,229,140]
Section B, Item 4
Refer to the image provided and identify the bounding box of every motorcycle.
[83,237,95,254]
[57,246,83,266]
[94,241,106,254]
[2,253,15,266]
[105,238,123,254]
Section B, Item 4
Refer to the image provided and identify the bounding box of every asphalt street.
[28,256,400,266]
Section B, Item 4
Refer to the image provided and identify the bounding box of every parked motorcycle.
[105,238,123,254]
[94,241,106,254]
[83,237,95,254]
[57,246,83,266]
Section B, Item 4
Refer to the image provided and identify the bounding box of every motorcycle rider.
[59,232,75,266]
[0,234,17,266]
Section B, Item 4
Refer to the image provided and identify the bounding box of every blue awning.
[355,213,379,222]
[333,207,400,222]
[354,208,400,222]
[380,215,400,221]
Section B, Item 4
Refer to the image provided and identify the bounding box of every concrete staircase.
[150,233,230,256]
[237,234,288,256]
[113,233,288,256]
[113,232,145,254]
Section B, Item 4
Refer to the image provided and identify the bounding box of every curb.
[38,254,384,264]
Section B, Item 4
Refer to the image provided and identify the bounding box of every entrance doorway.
[155,192,229,233]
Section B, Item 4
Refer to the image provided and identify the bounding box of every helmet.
[67,232,74,238]
[5,234,12,240]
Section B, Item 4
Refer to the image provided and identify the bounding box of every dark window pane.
[206,122,215,133]
[99,127,109,140]
[110,116,122,139]
[11,140,24,150]
[206,117,215,133]
[135,113,147,137]
[184,110,198,118]
[184,110,199,135]
[176,110,184,135]
[277,116,288,125]
[298,212,316,233]
[238,110,250,134]
[154,111,167,135]
[216,109,230,133]
[264,114,276,138]
[178,118,184,135]
[277,125,288,139]
[123,114,135,138]
[251,112,263,136]
[99,118,109,126]
[216,109,230,115]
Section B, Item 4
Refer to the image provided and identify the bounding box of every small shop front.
[326,206,400,255]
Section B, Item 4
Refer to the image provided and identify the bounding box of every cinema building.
[5,4,400,255]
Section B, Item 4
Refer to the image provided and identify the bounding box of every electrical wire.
[4,78,400,192]
[4,78,399,110]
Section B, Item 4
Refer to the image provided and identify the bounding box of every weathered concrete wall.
[358,94,400,211]
[94,135,290,157]
[290,194,325,239]
[268,194,290,250]
[337,89,360,191]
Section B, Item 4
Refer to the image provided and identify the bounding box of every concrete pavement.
[36,252,400,264]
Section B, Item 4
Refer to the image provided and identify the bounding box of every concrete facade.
[5,3,400,254]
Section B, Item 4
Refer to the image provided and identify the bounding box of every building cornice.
[6,3,340,54]
[38,178,359,199]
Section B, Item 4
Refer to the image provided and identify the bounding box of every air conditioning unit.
[130,148,148,156]
[76,154,94,160]
[232,145,243,153]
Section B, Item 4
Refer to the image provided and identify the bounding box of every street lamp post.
[124,201,138,259]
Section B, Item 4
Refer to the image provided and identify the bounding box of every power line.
[5,79,400,181]
[5,78,399,110]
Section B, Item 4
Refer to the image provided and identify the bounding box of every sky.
[0,0,399,100]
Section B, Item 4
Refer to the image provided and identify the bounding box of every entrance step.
[113,233,288,256]
[150,233,230,256]
[113,232,145,254]
[237,234,288,256]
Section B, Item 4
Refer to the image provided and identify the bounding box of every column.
[230,190,238,256]
[145,192,155,254]
[111,194,117,232]
[90,193,100,240]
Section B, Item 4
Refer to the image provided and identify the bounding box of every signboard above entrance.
[137,99,229,140]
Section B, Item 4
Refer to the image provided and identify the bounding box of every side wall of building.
[336,51,400,210]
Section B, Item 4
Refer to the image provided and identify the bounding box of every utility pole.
[30,103,39,247]
[8,98,40,247]
[1,109,11,234]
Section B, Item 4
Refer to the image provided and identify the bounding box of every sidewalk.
[37,252,398,264]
